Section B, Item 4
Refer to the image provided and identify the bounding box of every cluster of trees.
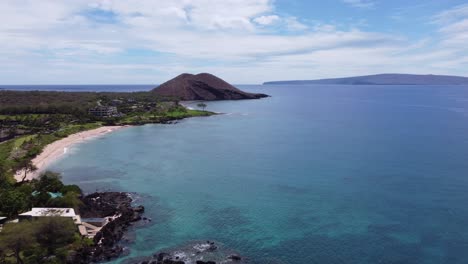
[0,90,169,141]
[0,171,82,218]
[0,171,85,263]
[1,90,211,142]
[0,91,96,114]
[0,114,85,138]
[0,217,84,264]
[0,90,161,115]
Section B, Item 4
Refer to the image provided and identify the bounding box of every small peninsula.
[153,73,269,100]
[263,73,468,85]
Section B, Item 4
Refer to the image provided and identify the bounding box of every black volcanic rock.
[125,240,247,264]
[152,73,268,100]
[264,73,468,85]
[68,192,146,264]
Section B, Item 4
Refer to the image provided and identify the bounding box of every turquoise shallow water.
[49,85,468,263]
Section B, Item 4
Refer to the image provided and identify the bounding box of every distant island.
[263,73,468,85]
[153,73,269,100]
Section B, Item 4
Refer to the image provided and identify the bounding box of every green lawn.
[55,123,102,138]
[0,140,14,162]
[118,108,214,124]
[13,135,37,148]
[165,109,214,118]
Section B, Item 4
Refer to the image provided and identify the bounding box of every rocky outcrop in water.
[68,192,146,263]
[126,240,246,264]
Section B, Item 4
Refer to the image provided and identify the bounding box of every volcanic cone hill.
[152,73,269,101]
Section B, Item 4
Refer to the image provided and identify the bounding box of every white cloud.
[342,0,375,9]
[284,17,308,31]
[0,0,468,84]
[253,15,280,25]
[433,5,468,50]
[313,24,337,32]
[433,3,468,24]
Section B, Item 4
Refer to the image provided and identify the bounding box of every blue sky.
[1,0,468,84]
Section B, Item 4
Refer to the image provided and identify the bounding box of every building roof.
[0,217,7,221]
[19,208,76,217]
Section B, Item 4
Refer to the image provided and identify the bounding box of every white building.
[19,207,82,225]
[19,207,77,218]
[18,208,106,238]
[88,106,118,117]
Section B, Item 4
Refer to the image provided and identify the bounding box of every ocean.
[32,84,468,263]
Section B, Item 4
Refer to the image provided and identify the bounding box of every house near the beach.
[88,105,119,118]
[18,207,107,238]
[19,207,80,223]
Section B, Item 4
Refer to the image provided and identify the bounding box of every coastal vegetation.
[0,171,81,218]
[0,170,88,263]
[0,217,83,264]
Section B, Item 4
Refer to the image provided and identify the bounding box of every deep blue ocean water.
[40,84,468,263]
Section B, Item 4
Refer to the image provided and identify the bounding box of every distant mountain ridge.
[263,74,468,85]
[152,73,268,100]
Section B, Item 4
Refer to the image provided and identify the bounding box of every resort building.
[19,207,81,224]
[19,207,77,218]
[88,106,119,118]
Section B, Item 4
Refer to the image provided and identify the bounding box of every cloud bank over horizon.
[1,0,468,84]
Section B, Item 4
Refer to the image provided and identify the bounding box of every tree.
[34,217,76,255]
[14,159,38,183]
[7,126,17,138]
[34,171,64,193]
[47,192,83,209]
[0,190,29,218]
[0,221,36,264]
[197,102,207,111]
[60,184,82,195]
[0,161,10,189]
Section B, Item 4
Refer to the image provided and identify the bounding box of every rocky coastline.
[67,192,247,264]
[126,240,245,264]
[68,192,147,263]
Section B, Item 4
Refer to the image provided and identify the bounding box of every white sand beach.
[14,126,127,182]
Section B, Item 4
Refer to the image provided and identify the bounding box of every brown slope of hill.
[152,73,269,101]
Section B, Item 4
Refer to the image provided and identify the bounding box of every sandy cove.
[15,126,127,182]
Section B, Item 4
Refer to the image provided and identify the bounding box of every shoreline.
[14,126,128,182]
